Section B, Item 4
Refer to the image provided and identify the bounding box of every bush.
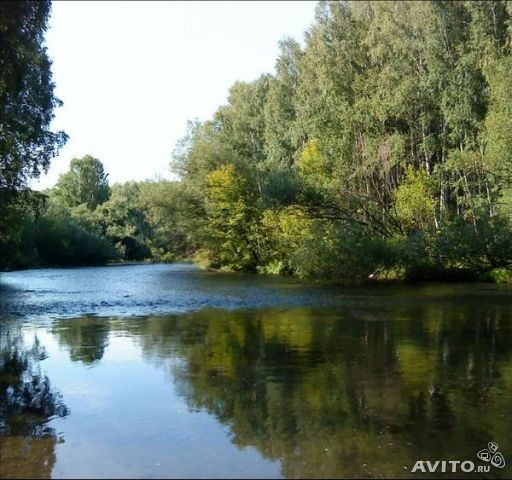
[291,221,391,284]
[33,210,117,266]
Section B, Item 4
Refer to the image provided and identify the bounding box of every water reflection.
[1,286,511,478]
[52,317,109,365]
[0,322,68,479]
[124,306,511,478]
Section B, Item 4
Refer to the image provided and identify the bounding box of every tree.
[138,180,199,261]
[205,164,261,270]
[53,155,111,210]
[0,0,67,191]
[263,38,303,167]
[170,0,511,281]
[96,182,152,261]
[394,166,437,233]
[0,1,67,268]
[4,0,510,279]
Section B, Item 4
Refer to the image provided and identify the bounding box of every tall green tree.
[53,155,111,210]
[0,0,66,268]
[0,0,67,191]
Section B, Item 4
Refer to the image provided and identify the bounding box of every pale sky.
[32,1,316,190]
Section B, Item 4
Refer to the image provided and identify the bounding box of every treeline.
[0,156,190,269]
[170,0,512,282]
[2,1,512,282]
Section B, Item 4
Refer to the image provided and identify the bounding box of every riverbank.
[3,257,511,285]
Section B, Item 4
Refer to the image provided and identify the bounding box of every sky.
[32,1,317,190]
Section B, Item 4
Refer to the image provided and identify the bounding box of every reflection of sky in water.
[22,326,281,479]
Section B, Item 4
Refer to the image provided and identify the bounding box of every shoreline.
[2,260,511,285]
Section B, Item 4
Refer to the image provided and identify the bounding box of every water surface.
[1,264,511,478]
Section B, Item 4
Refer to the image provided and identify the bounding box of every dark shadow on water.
[0,322,69,479]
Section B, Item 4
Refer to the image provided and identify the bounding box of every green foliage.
[0,1,67,192]
[480,56,512,181]
[3,1,511,283]
[263,38,303,167]
[53,155,111,210]
[394,167,437,233]
[0,1,66,266]
[95,182,153,261]
[32,205,117,266]
[292,221,390,283]
[489,268,512,284]
[167,0,511,282]
[204,165,261,271]
[297,139,328,180]
[137,180,197,261]
[257,207,309,274]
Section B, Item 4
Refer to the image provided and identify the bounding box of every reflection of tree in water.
[0,323,69,479]
[129,298,512,478]
[52,317,110,364]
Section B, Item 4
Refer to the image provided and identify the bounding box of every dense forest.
[1,1,511,283]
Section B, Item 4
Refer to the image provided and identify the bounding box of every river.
[0,263,511,478]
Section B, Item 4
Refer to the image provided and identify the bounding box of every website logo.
[477,442,506,469]
[411,442,506,474]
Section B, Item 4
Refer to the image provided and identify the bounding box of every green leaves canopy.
[53,155,111,210]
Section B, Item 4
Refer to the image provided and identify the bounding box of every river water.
[0,263,511,478]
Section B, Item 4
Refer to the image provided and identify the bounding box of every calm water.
[0,264,511,478]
